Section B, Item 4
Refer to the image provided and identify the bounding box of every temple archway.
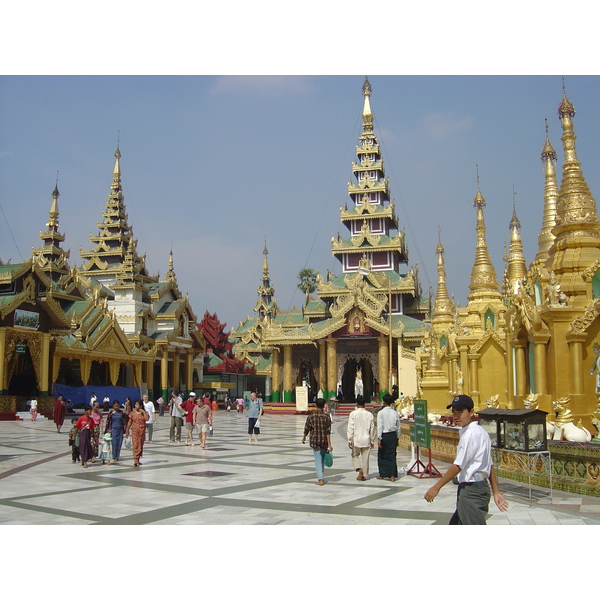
[339,356,375,402]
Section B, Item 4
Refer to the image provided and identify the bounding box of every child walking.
[68,418,80,463]
[99,432,113,465]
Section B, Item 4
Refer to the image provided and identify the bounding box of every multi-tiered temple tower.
[233,78,429,402]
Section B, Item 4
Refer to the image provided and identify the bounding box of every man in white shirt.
[143,394,156,442]
[169,391,185,443]
[347,396,375,481]
[376,394,400,481]
[424,394,508,524]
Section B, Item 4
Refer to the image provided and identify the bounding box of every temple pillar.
[318,339,327,397]
[134,361,143,388]
[326,338,337,400]
[378,336,389,400]
[447,353,458,394]
[160,349,169,400]
[0,328,6,393]
[514,341,528,398]
[283,344,293,403]
[459,345,469,392]
[38,333,50,396]
[566,332,587,396]
[185,350,194,392]
[172,349,180,391]
[271,347,281,402]
[532,334,550,396]
[146,358,155,401]
[468,353,480,407]
[506,343,515,408]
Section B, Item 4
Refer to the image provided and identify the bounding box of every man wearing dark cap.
[424,394,508,524]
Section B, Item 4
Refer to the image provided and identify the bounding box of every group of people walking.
[304,392,509,525]
[303,393,399,486]
[67,396,152,468]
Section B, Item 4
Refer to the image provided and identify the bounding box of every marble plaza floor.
[1,410,600,526]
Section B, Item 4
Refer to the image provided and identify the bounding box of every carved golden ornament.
[569,297,600,333]
[471,328,506,353]
[582,260,600,283]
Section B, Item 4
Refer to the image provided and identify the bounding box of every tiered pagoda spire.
[505,201,528,296]
[79,145,155,288]
[327,77,424,318]
[468,185,501,302]
[254,241,277,323]
[431,232,454,327]
[333,76,407,275]
[534,120,559,265]
[33,182,71,282]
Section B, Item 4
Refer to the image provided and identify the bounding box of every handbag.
[124,435,132,450]
[255,419,261,428]
[323,451,333,468]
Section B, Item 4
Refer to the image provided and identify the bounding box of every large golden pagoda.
[421,83,600,429]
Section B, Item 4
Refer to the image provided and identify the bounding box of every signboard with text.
[413,399,431,449]
[295,386,309,412]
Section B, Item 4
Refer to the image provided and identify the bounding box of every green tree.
[297,268,318,304]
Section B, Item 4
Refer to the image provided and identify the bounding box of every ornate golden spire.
[112,144,122,191]
[536,119,559,262]
[506,192,527,293]
[553,80,600,240]
[432,229,454,324]
[362,76,374,134]
[469,177,500,299]
[255,241,277,323]
[165,250,177,283]
[48,180,60,229]
[546,81,600,307]
[263,238,269,276]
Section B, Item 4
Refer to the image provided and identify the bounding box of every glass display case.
[477,408,547,452]
[477,408,504,447]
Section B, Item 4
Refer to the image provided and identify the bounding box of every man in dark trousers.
[376,394,400,482]
[424,394,508,524]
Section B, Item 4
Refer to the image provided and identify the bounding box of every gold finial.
[48,174,60,227]
[510,185,520,231]
[558,76,575,119]
[362,76,372,97]
[263,238,269,275]
[541,118,557,160]
[361,76,373,133]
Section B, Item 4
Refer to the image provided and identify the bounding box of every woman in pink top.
[90,402,104,462]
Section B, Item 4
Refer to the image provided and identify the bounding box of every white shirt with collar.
[347,407,375,448]
[454,420,492,483]
[377,405,400,440]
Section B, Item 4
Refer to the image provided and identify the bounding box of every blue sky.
[2,5,600,332]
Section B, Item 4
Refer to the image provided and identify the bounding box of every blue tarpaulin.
[53,384,142,408]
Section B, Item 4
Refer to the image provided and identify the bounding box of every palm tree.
[297,268,317,304]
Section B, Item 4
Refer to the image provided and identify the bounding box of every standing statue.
[456,367,464,395]
[354,366,364,398]
[590,343,600,396]
[447,325,458,354]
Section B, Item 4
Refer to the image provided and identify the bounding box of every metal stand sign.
[407,399,442,479]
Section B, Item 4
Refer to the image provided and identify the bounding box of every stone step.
[16,412,48,421]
